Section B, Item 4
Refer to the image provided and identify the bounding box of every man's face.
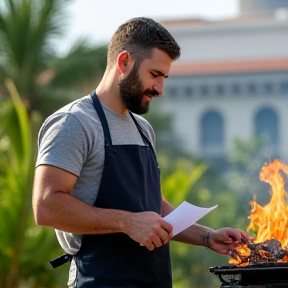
[118,63,158,114]
[118,48,172,115]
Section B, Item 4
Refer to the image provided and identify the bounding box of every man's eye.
[151,72,157,77]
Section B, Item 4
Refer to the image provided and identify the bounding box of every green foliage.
[159,156,232,287]
[0,0,68,92]
[0,80,66,288]
[0,0,107,117]
[0,79,33,287]
[0,1,104,285]
[160,157,208,206]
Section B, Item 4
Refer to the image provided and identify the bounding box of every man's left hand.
[207,228,253,255]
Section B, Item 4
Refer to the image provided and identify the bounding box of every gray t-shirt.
[36,95,156,255]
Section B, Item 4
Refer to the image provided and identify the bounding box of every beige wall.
[166,14,288,63]
[159,12,288,162]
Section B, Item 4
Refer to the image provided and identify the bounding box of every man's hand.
[125,211,173,251]
[207,227,253,255]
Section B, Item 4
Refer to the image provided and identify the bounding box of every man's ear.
[117,51,131,75]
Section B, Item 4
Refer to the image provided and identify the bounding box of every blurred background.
[0,0,288,287]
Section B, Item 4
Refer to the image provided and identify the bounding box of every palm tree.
[0,0,107,117]
[0,79,67,288]
[0,1,107,287]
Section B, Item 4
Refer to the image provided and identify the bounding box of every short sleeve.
[36,113,88,177]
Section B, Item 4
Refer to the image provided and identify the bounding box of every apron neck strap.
[129,111,154,150]
[90,90,112,146]
[90,90,154,150]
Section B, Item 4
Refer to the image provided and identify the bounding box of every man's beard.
[118,64,159,115]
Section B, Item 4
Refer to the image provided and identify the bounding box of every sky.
[61,0,239,51]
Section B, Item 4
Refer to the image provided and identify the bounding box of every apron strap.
[49,253,73,268]
[90,90,113,147]
[129,111,154,151]
[90,90,154,151]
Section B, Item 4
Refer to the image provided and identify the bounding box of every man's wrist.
[201,229,212,248]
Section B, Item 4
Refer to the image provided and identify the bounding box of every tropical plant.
[0,1,107,286]
[0,79,67,288]
[0,0,107,117]
[159,157,217,287]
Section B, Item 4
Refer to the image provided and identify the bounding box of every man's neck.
[96,73,128,116]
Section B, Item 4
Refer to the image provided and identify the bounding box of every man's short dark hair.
[107,17,181,69]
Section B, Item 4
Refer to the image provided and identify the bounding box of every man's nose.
[153,80,164,96]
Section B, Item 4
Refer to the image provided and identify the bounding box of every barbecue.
[209,159,288,287]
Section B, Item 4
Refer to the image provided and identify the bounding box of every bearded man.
[32,17,250,288]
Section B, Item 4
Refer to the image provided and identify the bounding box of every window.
[200,110,224,148]
[215,85,225,96]
[184,86,194,97]
[165,87,178,98]
[247,83,257,95]
[254,108,279,145]
[200,85,209,96]
[263,82,274,94]
[232,84,241,95]
[280,81,288,94]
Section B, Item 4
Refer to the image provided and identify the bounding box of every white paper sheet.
[164,201,218,236]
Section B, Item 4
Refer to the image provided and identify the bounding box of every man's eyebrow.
[152,69,169,78]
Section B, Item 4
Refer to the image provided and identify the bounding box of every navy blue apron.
[73,91,172,288]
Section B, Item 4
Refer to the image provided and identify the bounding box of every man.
[32,17,250,288]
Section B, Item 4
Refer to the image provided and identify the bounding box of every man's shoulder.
[37,95,101,142]
[44,96,96,126]
[57,95,94,119]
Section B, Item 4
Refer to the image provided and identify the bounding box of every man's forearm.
[34,189,174,251]
[172,223,213,246]
[34,190,132,235]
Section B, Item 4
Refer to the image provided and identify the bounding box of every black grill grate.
[209,263,288,287]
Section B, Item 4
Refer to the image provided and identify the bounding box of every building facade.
[160,0,288,161]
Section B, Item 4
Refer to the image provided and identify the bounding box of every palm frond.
[50,40,107,88]
[0,0,69,93]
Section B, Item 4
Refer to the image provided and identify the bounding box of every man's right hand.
[125,211,173,251]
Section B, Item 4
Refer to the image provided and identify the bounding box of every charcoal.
[247,242,257,250]
[248,239,281,254]
[261,239,282,254]
[234,238,288,265]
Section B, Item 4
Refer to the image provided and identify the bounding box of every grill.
[209,263,288,287]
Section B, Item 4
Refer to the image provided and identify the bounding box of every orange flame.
[229,159,288,265]
[248,160,288,246]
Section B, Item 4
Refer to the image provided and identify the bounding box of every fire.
[249,159,288,246]
[229,159,288,266]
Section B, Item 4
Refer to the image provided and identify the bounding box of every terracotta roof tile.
[160,13,272,28]
[170,58,288,75]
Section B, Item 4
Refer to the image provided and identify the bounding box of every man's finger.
[160,219,173,234]
[152,237,162,248]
